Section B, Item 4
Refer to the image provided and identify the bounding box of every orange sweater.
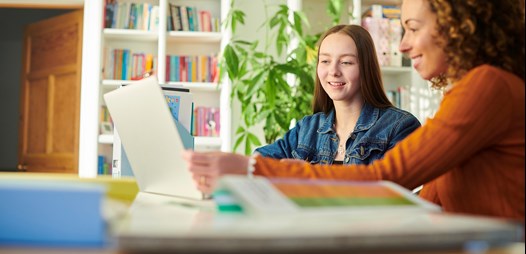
[254,65,525,222]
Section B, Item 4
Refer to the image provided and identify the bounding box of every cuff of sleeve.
[247,152,260,178]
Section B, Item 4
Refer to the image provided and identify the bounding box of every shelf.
[103,28,158,41]
[167,31,222,43]
[195,136,222,147]
[381,66,412,75]
[98,134,114,144]
[102,79,145,87]
[102,80,222,92]
[99,134,221,147]
[361,0,402,7]
[166,82,221,92]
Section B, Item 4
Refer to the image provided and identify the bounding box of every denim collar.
[317,102,379,134]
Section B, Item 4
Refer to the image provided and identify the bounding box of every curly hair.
[427,0,525,88]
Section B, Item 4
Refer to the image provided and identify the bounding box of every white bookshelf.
[103,28,158,41]
[167,31,222,42]
[79,0,231,177]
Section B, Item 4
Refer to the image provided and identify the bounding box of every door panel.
[18,10,83,173]
[25,77,48,154]
[52,72,77,153]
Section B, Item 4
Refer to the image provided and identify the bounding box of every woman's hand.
[182,150,249,195]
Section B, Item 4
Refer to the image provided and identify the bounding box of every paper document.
[215,176,441,216]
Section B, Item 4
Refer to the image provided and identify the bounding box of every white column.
[157,0,167,83]
[350,0,361,25]
[78,0,103,177]
[220,0,232,152]
[286,0,301,130]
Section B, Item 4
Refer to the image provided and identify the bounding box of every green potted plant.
[221,0,346,154]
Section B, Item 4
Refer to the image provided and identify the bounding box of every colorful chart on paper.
[270,179,415,208]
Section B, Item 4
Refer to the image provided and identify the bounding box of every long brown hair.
[312,25,392,114]
[426,0,525,88]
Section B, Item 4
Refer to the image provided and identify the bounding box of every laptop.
[103,77,202,200]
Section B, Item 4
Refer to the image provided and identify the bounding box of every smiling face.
[399,0,448,80]
[317,32,362,105]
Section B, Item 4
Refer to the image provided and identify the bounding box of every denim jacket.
[255,103,421,165]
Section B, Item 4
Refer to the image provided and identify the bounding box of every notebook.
[103,77,202,200]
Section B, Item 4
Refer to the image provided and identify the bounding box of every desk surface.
[110,192,524,253]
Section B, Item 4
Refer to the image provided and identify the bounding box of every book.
[104,0,116,28]
[161,85,193,134]
[0,180,107,247]
[362,5,401,19]
[214,176,441,216]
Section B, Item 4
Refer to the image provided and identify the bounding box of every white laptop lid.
[104,77,202,200]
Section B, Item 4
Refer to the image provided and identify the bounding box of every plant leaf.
[248,133,262,146]
[233,132,245,153]
[223,44,239,78]
[327,0,343,25]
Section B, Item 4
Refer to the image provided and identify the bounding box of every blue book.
[186,6,194,31]
[170,55,176,81]
[98,155,104,175]
[0,180,107,247]
[174,55,180,81]
[122,49,130,80]
[187,57,192,82]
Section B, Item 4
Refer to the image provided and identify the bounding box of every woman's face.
[399,0,448,80]
[317,32,362,104]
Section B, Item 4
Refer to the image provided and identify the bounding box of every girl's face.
[399,0,448,80]
[317,32,362,105]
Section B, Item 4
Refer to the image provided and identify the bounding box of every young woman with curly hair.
[184,0,525,223]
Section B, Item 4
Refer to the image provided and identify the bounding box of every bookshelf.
[78,0,231,176]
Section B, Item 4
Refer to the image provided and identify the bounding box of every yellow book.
[0,172,139,203]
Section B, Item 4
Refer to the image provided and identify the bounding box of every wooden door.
[18,10,83,173]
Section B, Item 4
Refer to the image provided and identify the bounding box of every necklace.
[338,142,345,155]
[333,123,351,156]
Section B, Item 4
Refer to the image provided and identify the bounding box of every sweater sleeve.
[254,65,514,190]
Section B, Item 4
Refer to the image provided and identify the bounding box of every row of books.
[193,106,220,137]
[165,54,219,83]
[97,155,112,175]
[162,88,220,137]
[100,106,114,135]
[362,5,404,67]
[362,5,400,19]
[103,48,157,81]
[386,86,410,110]
[168,4,220,32]
[100,105,112,124]
[104,1,159,31]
